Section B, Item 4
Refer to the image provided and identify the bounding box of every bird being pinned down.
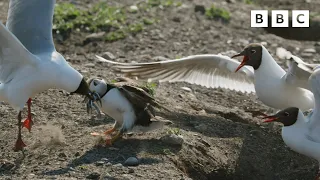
[1,0,101,152]
[262,65,320,180]
[86,77,169,145]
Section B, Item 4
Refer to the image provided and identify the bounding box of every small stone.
[194,5,205,14]
[31,112,36,116]
[301,53,313,58]
[101,52,116,60]
[303,48,316,53]
[124,157,139,166]
[128,169,134,173]
[113,163,123,167]
[180,87,192,92]
[152,56,168,61]
[160,134,184,145]
[106,162,112,166]
[86,172,100,179]
[85,63,95,68]
[95,161,105,166]
[172,17,181,22]
[58,152,67,158]
[74,152,80,157]
[129,5,138,13]
[85,32,105,42]
[276,47,292,59]
[101,158,109,162]
[261,42,268,46]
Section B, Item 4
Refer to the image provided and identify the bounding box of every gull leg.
[105,131,123,146]
[13,111,26,152]
[22,98,33,132]
[104,126,117,135]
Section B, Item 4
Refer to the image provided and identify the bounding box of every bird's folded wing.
[96,54,255,93]
[284,55,319,91]
[6,0,56,54]
[0,22,38,83]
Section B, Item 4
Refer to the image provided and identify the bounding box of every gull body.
[1,0,99,151]
[95,43,314,111]
[263,66,320,179]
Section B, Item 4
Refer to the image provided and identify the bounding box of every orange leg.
[104,126,116,135]
[22,98,33,132]
[13,111,26,152]
[105,131,122,146]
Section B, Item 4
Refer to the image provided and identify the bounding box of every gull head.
[262,107,299,126]
[231,43,263,72]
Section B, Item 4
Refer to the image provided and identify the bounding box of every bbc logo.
[251,10,309,27]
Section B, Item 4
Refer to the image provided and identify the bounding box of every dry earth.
[1,0,320,180]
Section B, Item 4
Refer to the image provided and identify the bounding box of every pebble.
[95,161,105,166]
[86,172,100,179]
[128,169,135,173]
[101,52,116,60]
[152,56,168,61]
[124,157,139,166]
[194,5,205,14]
[301,53,313,58]
[129,5,138,13]
[303,48,316,53]
[85,63,95,68]
[101,158,109,162]
[180,87,192,92]
[160,134,184,145]
[276,47,292,59]
[58,152,67,158]
[74,152,80,157]
[85,32,105,41]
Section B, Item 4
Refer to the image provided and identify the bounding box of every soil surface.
[1,0,320,180]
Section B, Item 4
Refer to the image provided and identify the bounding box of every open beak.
[262,115,279,123]
[231,51,248,72]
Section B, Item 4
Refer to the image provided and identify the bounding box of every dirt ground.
[1,0,320,180]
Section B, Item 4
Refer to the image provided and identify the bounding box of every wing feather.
[96,54,255,93]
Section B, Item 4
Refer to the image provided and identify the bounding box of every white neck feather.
[254,46,286,79]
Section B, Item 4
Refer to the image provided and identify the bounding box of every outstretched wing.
[6,0,56,54]
[96,54,255,93]
[0,22,38,83]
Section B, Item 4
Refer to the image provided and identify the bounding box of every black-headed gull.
[86,77,167,145]
[2,0,100,152]
[94,43,314,111]
[262,66,320,179]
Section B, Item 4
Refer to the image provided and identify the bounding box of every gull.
[94,43,314,111]
[87,77,168,145]
[262,65,320,180]
[1,0,100,152]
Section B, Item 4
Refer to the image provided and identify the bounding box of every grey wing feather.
[6,0,56,54]
[284,55,320,91]
[96,54,255,93]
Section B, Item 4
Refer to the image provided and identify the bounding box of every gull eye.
[93,81,98,86]
[284,112,290,116]
[251,49,256,54]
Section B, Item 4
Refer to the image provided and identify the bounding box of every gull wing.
[96,54,255,93]
[6,0,56,54]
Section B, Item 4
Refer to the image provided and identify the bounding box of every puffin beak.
[262,115,279,123]
[231,51,248,72]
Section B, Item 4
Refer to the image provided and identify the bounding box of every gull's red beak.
[231,52,248,72]
[262,115,279,123]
